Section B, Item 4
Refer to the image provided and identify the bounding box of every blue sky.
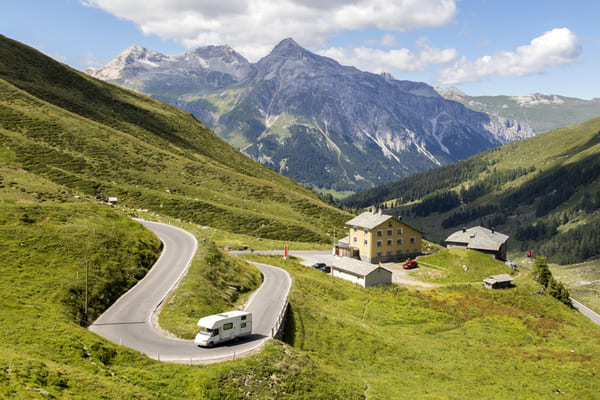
[3,0,599,99]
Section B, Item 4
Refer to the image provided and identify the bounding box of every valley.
[344,116,600,266]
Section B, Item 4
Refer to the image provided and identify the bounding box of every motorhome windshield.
[198,327,213,334]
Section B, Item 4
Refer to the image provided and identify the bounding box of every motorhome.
[194,310,252,347]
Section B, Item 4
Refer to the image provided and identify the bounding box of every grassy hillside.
[344,116,600,264]
[414,249,514,283]
[0,34,351,243]
[3,201,599,398]
[244,255,600,399]
[0,200,360,399]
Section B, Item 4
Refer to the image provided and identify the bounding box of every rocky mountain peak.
[380,72,394,81]
[434,86,467,102]
[270,38,305,56]
[173,45,252,80]
[86,45,167,80]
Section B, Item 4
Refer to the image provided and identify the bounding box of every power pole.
[85,259,89,326]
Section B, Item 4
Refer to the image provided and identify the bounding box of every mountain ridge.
[435,86,600,133]
[87,38,535,192]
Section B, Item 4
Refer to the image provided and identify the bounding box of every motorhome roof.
[196,310,251,328]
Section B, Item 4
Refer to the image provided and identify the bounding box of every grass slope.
[344,116,600,264]
[248,255,600,399]
[414,249,514,283]
[0,198,361,399]
[0,34,351,243]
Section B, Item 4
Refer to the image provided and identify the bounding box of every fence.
[271,295,289,339]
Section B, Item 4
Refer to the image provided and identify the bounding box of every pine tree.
[533,256,552,287]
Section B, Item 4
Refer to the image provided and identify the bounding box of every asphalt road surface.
[89,220,291,363]
[571,298,600,327]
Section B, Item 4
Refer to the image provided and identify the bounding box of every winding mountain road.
[89,220,291,363]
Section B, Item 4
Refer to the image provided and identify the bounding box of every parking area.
[289,251,436,288]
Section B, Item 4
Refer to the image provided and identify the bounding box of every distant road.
[571,298,600,327]
[90,220,291,363]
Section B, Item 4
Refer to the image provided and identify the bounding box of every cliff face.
[87,38,535,191]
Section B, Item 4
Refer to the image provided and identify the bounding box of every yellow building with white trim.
[336,207,422,264]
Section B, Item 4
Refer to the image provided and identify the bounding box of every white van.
[194,311,252,347]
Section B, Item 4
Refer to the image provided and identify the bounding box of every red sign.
[284,245,288,259]
[527,250,532,258]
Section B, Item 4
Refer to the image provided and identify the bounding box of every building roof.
[345,209,393,230]
[483,274,513,285]
[331,258,392,278]
[445,226,509,251]
[337,236,350,245]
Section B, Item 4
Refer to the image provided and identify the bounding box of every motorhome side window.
[241,315,246,320]
[223,323,234,330]
[241,323,247,328]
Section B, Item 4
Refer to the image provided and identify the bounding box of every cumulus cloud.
[438,28,582,84]
[81,0,456,60]
[319,45,457,74]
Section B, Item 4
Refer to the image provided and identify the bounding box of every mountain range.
[435,86,600,133]
[86,39,535,192]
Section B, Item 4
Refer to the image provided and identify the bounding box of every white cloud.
[79,52,104,69]
[380,34,399,48]
[81,0,456,60]
[438,28,582,84]
[319,45,457,74]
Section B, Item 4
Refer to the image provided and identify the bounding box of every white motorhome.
[194,310,252,347]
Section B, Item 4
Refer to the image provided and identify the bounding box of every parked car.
[403,260,418,269]
[311,262,327,269]
[318,265,331,273]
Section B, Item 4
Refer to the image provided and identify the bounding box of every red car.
[403,260,418,269]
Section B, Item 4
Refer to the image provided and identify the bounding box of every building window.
[353,237,357,243]
[364,229,368,235]
[410,237,416,244]
[377,230,383,237]
[387,229,393,236]
[363,239,368,245]
[387,239,392,246]
[377,240,382,247]
[387,251,392,256]
[397,238,402,245]
[397,228,403,235]
[396,250,402,255]
[376,252,382,257]
[353,227,357,233]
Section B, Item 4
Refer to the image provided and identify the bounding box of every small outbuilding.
[483,274,513,289]
[107,197,118,205]
[334,236,360,258]
[331,258,392,288]
[445,226,509,260]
